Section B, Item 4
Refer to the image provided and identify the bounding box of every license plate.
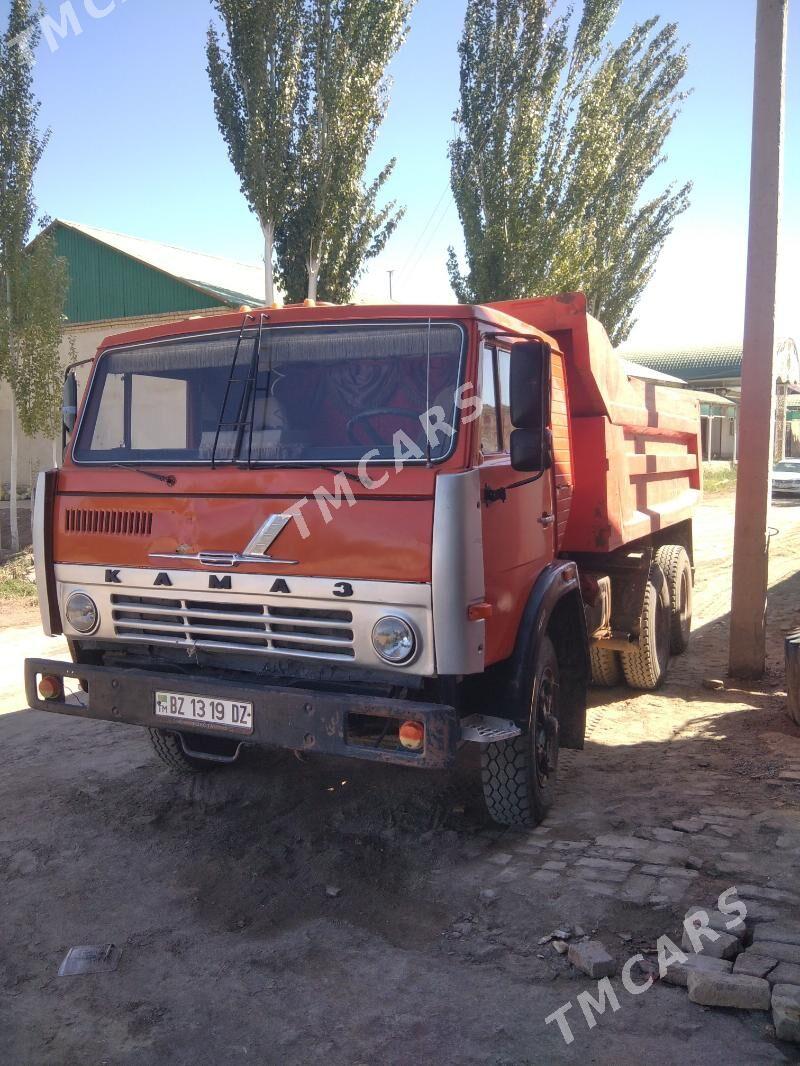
[154,691,254,733]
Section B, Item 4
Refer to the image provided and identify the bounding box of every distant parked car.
[772,459,800,497]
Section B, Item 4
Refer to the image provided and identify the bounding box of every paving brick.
[575,857,635,873]
[699,806,750,819]
[541,860,567,872]
[753,924,800,948]
[567,940,616,978]
[684,906,747,940]
[639,827,690,844]
[620,874,658,904]
[706,825,737,839]
[595,833,643,850]
[672,817,707,833]
[574,865,629,884]
[488,852,514,866]
[720,852,752,864]
[736,883,800,905]
[772,984,800,1043]
[769,963,800,987]
[733,953,778,979]
[530,870,560,883]
[687,971,771,1010]
[641,864,698,879]
[595,835,689,865]
[655,878,691,904]
[663,953,733,988]
[681,928,741,960]
[551,840,590,852]
[750,942,800,965]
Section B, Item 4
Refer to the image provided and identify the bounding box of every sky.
[4,0,799,350]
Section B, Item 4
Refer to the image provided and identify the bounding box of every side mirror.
[509,339,551,472]
[62,372,78,434]
[510,428,551,472]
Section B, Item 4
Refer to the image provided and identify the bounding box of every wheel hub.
[533,669,559,781]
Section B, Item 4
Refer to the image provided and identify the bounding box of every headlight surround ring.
[65,591,99,635]
[371,615,417,665]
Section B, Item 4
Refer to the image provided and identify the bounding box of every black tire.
[148,729,218,775]
[621,564,671,691]
[481,636,560,828]
[589,645,622,687]
[655,544,693,654]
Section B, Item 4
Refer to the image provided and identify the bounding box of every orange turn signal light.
[467,601,493,622]
[38,675,63,701]
[399,721,425,751]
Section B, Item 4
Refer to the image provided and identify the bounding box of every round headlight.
[65,592,99,634]
[371,616,416,665]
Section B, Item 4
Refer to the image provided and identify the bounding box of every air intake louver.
[64,509,153,535]
[110,594,356,661]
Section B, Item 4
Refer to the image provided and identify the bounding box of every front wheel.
[148,729,221,775]
[481,636,560,827]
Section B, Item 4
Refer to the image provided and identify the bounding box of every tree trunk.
[307,243,321,302]
[52,438,60,469]
[262,220,275,306]
[10,399,19,553]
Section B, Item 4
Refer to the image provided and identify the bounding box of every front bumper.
[24,658,459,769]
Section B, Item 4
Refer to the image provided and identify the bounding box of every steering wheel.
[346,408,421,446]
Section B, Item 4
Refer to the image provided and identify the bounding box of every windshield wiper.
[319,465,364,485]
[111,464,176,487]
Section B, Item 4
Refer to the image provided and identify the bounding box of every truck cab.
[26,293,701,827]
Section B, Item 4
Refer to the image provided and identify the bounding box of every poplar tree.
[0,0,67,551]
[276,0,412,303]
[448,0,691,344]
[207,0,305,305]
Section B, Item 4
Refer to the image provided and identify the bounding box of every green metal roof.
[40,220,266,325]
[623,345,743,382]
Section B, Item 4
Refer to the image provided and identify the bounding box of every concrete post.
[729,0,788,678]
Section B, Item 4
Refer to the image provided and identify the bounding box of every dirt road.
[2,491,800,1065]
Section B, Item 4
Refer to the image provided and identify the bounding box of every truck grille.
[110,594,355,661]
[65,509,153,535]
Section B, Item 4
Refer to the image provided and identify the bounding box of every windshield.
[73,322,465,466]
[774,461,800,473]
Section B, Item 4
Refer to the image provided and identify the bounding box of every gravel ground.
[2,491,800,1065]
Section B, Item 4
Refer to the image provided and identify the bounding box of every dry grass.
[0,551,37,604]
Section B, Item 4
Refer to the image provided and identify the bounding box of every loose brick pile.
[666,907,800,1043]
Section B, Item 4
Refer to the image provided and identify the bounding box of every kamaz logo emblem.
[149,514,298,568]
[104,570,354,599]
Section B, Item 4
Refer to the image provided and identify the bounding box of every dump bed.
[489,293,702,554]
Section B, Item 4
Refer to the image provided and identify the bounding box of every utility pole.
[729,0,788,678]
[387,269,395,302]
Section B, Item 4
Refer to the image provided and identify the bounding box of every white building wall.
[0,307,230,492]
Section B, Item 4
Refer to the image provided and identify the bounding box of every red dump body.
[489,293,702,554]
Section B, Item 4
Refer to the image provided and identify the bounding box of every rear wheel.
[481,636,560,827]
[655,544,693,654]
[621,564,671,691]
[589,645,622,687]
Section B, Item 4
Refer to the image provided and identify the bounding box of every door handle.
[539,512,555,528]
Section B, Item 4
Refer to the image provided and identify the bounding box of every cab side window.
[497,348,513,448]
[480,346,501,454]
[480,345,511,455]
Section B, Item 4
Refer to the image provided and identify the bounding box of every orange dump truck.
[26,292,701,826]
